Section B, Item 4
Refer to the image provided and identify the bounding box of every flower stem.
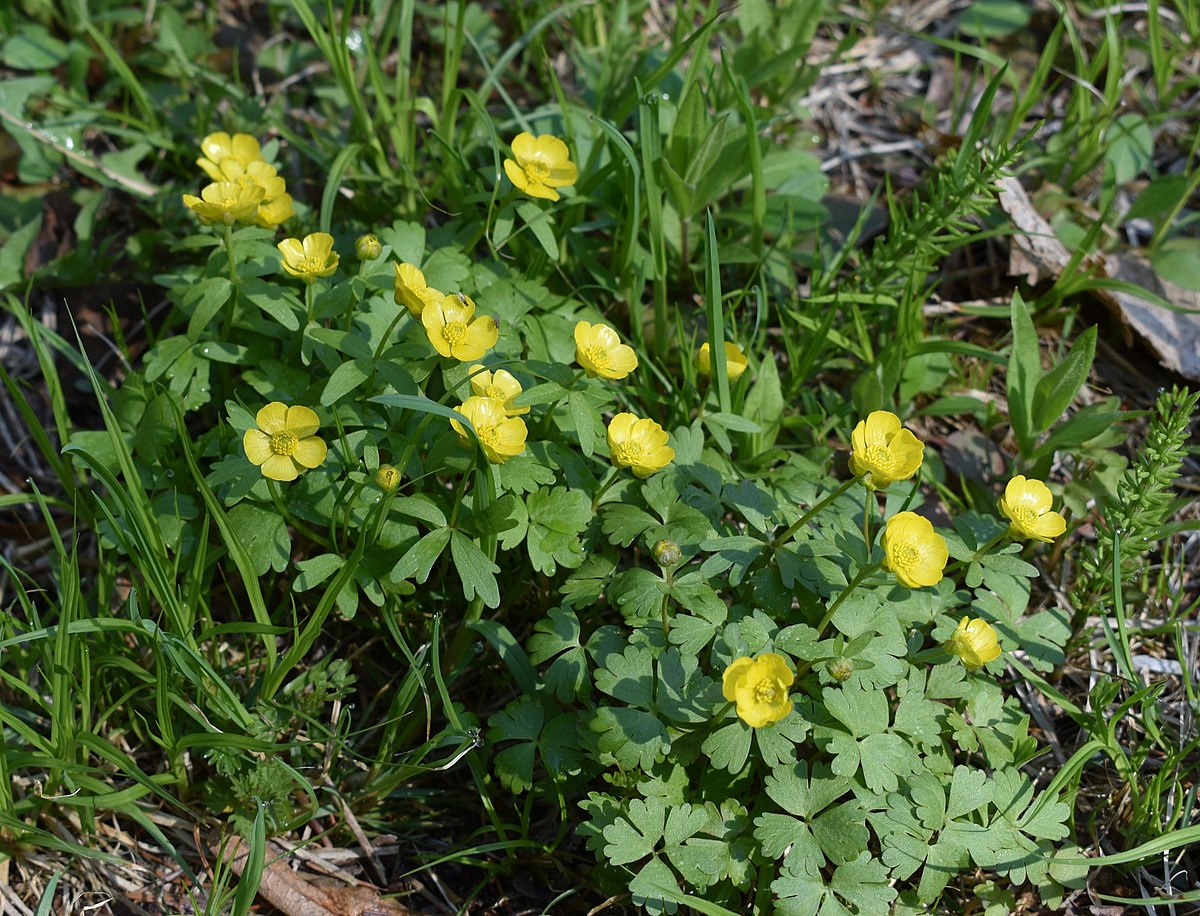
[769,475,861,550]
[946,529,1011,575]
[305,282,316,327]
[862,484,873,553]
[372,310,411,361]
[659,565,675,638]
[815,561,881,638]
[591,466,621,512]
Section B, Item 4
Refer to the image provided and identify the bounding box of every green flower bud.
[374,464,401,492]
[355,233,382,260]
[826,657,854,682]
[652,538,681,568]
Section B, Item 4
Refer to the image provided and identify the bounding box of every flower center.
[269,431,298,456]
[753,680,778,704]
[615,442,645,464]
[297,256,324,274]
[585,345,611,368]
[485,384,508,401]
[891,543,920,571]
[524,158,550,182]
[863,444,894,470]
[443,322,467,344]
[1009,504,1038,528]
[478,425,499,446]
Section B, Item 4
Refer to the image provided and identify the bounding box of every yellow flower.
[394,263,445,318]
[574,320,638,380]
[882,511,948,589]
[848,410,925,490]
[451,396,528,464]
[198,157,293,229]
[277,232,339,284]
[502,132,578,201]
[722,654,794,728]
[469,365,530,416]
[242,402,328,482]
[197,131,264,181]
[696,341,748,381]
[946,617,1002,669]
[998,476,1066,542]
[606,413,674,478]
[182,181,265,225]
[422,293,499,361]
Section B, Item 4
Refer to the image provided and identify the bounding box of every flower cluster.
[183,132,294,228]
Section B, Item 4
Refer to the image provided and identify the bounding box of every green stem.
[946,529,1010,575]
[659,566,675,638]
[591,466,622,511]
[305,282,316,327]
[862,484,873,553]
[815,562,881,638]
[770,476,862,550]
[373,310,411,361]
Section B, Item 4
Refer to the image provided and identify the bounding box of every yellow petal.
[285,405,320,437]
[304,232,334,262]
[722,657,754,701]
[292,436,328,469]
[863,410,901,445]
[277,238,305,265]
[503,158,532,195]
[256,402,288,434]
[243,429,272,465]
[260,454,299,482]
[511,132,537,161]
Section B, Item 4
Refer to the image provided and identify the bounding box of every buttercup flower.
[243,402,328,482]
[574,320,638,380]
[848,410,925,489]
[394,263,445,318]
[451,396,528,464]
[197,131,263,181]
[722,654,794,728]
[696,341,748,381]
[946,617,1002,668]
[503,132,578,201]
[277,232,339,284]
[182,181,265,226]
[882,511,948,589]
[607,413,674,478]
[469,365,530,416]
[998,476,1066,542]
[422,293,499,361]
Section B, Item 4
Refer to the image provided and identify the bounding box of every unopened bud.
[374,464,401,492]
[652,538,681,568]
[355,233,382,260]
[826,657,854,682]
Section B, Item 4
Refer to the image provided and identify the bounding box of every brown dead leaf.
[215,834,417,916]
[997,176,1200,381]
